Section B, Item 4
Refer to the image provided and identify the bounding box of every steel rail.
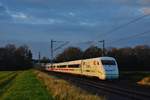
[68,76,150,100]
[44,71,150,100]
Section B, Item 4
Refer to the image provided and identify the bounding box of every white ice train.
[45,57,119,80]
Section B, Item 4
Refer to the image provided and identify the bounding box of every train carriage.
[45,57,119,80]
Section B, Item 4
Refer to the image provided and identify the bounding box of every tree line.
[2,44,149,71]
[54,45,150,71]
[0,44,32,70]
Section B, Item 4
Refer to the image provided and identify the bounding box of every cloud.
[0,3,12,21]
[140,7,150,14]
[0,2,65,25]
[10,16,65,25]
[0,0,150,49]
[79,21,97,27]
[10,12,28,19]
[48,18,64,24]
[0,3,7,13]
[139,0,150,5]
[0,2,31,23]
[30,18,60,25]
[68,12,75,16]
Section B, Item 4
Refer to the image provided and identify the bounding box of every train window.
[97,62,99,65]
[83,62,85,65]
[93,61,99,65]
[101,60,116,65]
[93,61,96,65]
[68,64,80,68]
[58,65,66,68]
[61,65,66,68]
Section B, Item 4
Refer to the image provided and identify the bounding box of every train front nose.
[105,73,119,79]
[101,59,119,79]
[104,65,119,79]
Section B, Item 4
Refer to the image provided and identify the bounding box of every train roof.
[47,56,116,65]
[80,56,115,60]
[99,56,116,60]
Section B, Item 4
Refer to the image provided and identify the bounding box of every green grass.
[1,70,53,100]
[0,70,106,100]
[0,72,14,80]
[0,72,17,91]
[0,72,18,96]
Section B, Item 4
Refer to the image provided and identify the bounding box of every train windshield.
[101,60,116,65]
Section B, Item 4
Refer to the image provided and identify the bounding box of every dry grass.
[137,76,150,86]
[34,70,106,100]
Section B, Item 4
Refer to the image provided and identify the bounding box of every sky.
[0,0,150,58]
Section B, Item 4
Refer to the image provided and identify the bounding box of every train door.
[90,59,99,76]
[80,60,84,75]
[96,60,106,79]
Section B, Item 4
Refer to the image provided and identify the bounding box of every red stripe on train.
[48,68,74,71]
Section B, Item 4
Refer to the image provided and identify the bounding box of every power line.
[54,41,69,51]
[98,40,105,56]
[50,40,69,66]
[97,13,150,39]
[70,41,95,45]
[107,30,150,45]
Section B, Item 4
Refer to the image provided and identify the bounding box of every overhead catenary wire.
[51,29,150,57]
[70,41,95,45]
[97,13,150,39]
[107,29,150,45]
[54,41,69,51]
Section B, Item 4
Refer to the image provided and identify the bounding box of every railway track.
[69,77,150,100]
[44,71,150,100]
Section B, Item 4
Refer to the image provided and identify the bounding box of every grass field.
[0,72,14,79]
[0,71,17,96]
[35,70,106,100]
[0,70,106,100]
[0,70,53,100]
[1,70,149,100]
